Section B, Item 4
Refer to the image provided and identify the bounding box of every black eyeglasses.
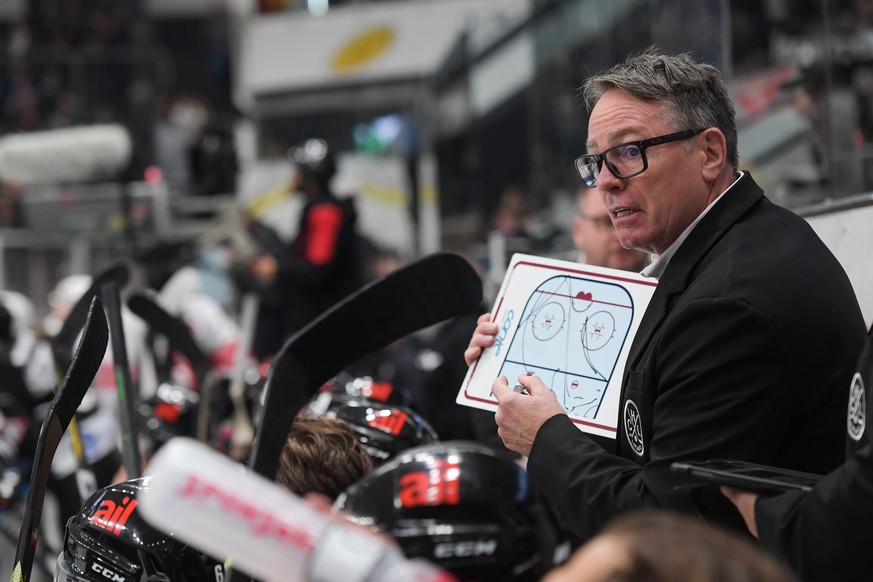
[575,128,705,188]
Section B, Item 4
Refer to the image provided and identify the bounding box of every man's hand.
[721,486,760,537]
[492,374,567,457]
[464,313,499,366]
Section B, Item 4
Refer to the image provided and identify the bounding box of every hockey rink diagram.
[498,275,635,419]
[458,254,658,439]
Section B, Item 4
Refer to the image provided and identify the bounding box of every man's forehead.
[585,127,640,152]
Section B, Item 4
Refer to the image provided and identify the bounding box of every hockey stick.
[126,293,214,441]
[247,251,483,480]
[51,263,129,371]
[228,293,258,458]
[50,263,129,505]
[11,297,109,582]
[126,292,211,386]
[140,437,454,582]
[100,282,143,478]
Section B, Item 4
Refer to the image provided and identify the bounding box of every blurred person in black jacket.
[238,139,363,359]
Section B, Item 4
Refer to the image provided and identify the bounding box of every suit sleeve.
[527,297,789,539]
[755,445,873,581]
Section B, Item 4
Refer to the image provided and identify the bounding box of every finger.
[473,330,496,348]
[491,376,511,402]
[518,374,548,396]
[475,317,499,336]
[464,346,481,367]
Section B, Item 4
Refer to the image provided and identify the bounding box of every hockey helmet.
[335,440,560,581]
[305,392,438,464]
[319,372,412,407]
[288,138,336,184]
[54,477,225,582]
[138,382,201,452]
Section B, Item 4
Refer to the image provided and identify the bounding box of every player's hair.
[600,510,797,582]
[276,416,374,500]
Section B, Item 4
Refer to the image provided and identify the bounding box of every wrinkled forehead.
[585,91,672,151]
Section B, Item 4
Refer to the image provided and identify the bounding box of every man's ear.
[700,128,728,181]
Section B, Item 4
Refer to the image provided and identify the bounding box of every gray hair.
[581,47,739,170]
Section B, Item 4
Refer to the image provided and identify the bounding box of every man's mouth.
[613,208,638,218]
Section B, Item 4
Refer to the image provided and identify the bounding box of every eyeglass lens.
[577,145,644,187]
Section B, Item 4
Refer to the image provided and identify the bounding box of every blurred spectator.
[571,188,649,272]
[0,302,37,474]
[6,19,30,64]
[490,184,532,239]
[238,139,364,359]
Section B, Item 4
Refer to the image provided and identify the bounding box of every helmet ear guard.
[55,478,226,582]
[335,441,562,581]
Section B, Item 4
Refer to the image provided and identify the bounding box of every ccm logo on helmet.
[91,563,126,582]
[398,459,460,508]
[434,540,499,559]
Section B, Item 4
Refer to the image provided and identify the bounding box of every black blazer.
[755,325,873,582]
[527,173,866,540]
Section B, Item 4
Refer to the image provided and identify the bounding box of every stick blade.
[52,263,128,368]
[12,296,109,582]
[53,296,110,426]
[249,252,482,479]
[127,292,210,378]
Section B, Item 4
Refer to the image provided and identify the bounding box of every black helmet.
[138,382,201,452]
[335,441,560,581]
[55,477,225,582]
[319,372,413,407]
[305,393,438,464]
[288,138,336,184]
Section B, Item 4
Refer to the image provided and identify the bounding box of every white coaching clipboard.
[457,253,658,440]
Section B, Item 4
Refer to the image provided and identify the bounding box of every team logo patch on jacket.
[848,372,866,442]
[624,399,645,456]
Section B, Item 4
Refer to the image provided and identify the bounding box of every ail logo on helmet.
[90,495,138,536]
[367,410,408,436]
[364,381,394,402]
[398,459,460,508]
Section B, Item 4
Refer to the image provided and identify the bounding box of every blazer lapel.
[623,173,765,373]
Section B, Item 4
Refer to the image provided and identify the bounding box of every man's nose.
[596,162,625,192]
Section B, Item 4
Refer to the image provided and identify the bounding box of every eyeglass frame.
[574,128,705,188]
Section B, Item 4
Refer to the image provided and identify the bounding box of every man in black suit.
[464,48,866,540]
[723,324,873,581]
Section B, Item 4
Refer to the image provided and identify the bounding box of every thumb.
[491,376,511,402]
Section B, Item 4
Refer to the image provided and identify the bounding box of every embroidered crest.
[624,399,645,456]
[848,372,866,442]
